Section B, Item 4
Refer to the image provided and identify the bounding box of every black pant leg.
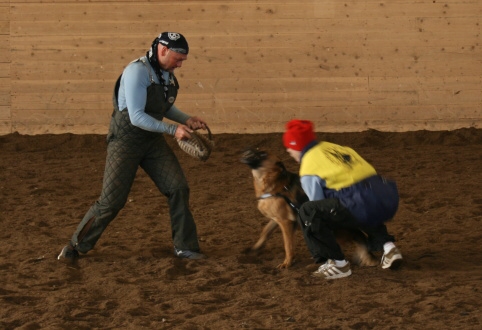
[358,223,395,252]
[298,198,355,262]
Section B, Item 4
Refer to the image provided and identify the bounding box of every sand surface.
[1,129,481,329]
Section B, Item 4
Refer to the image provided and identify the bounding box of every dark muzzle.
[240,148,268,169]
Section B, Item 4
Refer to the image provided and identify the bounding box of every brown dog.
[241,148,378,269]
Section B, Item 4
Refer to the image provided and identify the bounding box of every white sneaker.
[381,247,403,269]
[312,259,352,279]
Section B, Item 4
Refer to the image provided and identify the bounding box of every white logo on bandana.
[168,33,181,41]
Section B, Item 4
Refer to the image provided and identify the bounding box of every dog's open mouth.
[240,148,268,169]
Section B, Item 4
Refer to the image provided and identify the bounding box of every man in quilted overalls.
[58,32,208,262]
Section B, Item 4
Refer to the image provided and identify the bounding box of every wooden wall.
[0,0,9,134]
[1,0,481,135]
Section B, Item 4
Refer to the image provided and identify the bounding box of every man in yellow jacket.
[283,119,402,279]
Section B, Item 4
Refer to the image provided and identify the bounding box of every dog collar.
[258,193,274,199]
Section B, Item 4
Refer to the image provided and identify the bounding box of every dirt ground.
[1,128,481,329]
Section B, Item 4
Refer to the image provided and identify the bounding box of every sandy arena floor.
[1,129,481,329]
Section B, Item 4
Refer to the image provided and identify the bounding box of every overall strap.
[112,74,122,111]
[139,57,156,84]
[112,57,153,113]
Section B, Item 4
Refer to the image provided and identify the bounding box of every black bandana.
[158,32,189,54]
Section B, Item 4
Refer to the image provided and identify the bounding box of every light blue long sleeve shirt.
[301,175,326,201]
[117,57,190,135]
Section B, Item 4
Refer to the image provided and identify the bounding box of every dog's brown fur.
[241,148,379,269]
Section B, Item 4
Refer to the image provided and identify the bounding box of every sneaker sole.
[57,255,78,264]
[382,255,403,269]
[175,250,207,260]
[57,246,79,263]
[312,269,352,280]
[177,254,206,260]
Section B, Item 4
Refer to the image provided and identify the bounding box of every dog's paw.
[242,245,265,255]
[276,259,294,269]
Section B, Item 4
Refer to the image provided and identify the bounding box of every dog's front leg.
[276,219,295,269]
[249,219,278,252]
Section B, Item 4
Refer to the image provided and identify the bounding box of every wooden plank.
[9,1,481,21]
[180,104,481,132]
[15,87,471,110]
[9,22,478,52]
[0,34,8,43]
[5,87,370,105]
[0,21,8,35]
[10,2,335,20]
[11,117,479,136]
[0,77,9,90]
[0,5,9,21]
[0,91,9,105]
[175,93,481,111]
[11,54,481,80]
[177,91,419,107]
[0,63,9,78]
[0,121,12,135]
[0,50,10,63]
[364,17,480,36]
[10,50,480,78]
[12,108,112,124]
[12,80,114,94]
[10,123,109,135]
[11,10,472,38]
[418,90,482,105]
[13,104,479,126]
[181,77,370,93]
[12,94,112,111]
[340,2,481,18]
[0,36,9,54]
[0,105,10,120]
[11,34,374,53]
[10,112,480,135]
[11,77,481,110]
[368,76,482,92]
[8,19,380,36]
[16,39,479,62]
[12,77,370,94]
[356,16,480,36]
[9,8,480,37]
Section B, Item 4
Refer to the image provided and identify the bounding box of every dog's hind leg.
[349,230,379,267]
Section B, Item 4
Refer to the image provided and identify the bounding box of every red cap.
[283,119,316,151]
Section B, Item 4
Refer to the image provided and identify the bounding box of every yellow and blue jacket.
[300,141,399,225]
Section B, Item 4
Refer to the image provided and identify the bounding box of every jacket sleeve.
[301,175,326,201]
